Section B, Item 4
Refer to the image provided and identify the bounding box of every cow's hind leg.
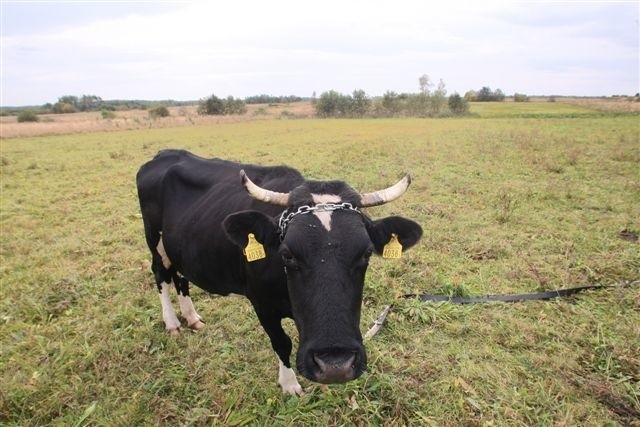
[174,275,205,330]
[158,280,181,335]
[153,233,181,335]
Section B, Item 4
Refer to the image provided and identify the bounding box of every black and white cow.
[136,149,422,394]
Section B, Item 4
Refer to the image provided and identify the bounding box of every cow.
[136,149,422,395]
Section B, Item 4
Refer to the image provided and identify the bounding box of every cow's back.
[136,149,302,295]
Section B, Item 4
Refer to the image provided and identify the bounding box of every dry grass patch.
[0,102,315,138]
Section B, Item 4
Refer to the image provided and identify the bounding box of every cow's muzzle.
[300,345,366,384]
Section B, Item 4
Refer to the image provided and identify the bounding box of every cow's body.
[136,149,422,394]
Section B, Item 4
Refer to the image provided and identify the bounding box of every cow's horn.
[240,170,290,206]
[360,174,412,207]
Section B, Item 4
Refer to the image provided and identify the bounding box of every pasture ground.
[1,101,639,425]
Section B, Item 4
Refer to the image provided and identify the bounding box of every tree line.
[7,78,544,121]
[313,75,470,118]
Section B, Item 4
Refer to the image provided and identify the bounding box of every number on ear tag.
[244,233,266,262]
[382,233,403,259]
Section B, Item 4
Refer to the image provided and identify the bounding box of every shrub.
[101,109,116,119]
[315,90,351,117]
[198,94,224,115]
[148,106,170,118]
[52,102,76,114]
[475,87,505,102]
[198,94,246,116]
[448,93,469,115]
[350,89,371,117]
[17,110,39,123]
[223,96,247,115]
[380,91,402,116]
[514,93,529,102]
[464,90,477,101]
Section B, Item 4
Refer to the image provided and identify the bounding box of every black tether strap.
[364,280,639,339]
[403,282,637,304]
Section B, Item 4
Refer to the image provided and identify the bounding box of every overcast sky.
[1,0,638,106]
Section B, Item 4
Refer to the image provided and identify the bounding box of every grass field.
[1,103,639,425]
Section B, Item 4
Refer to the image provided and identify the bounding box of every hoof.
[168,327,180,336]
[189,320,205,330]
[285,384,304,396]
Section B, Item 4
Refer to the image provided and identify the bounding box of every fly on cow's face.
[137,149,423,394]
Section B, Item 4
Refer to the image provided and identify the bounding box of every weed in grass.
[494,188,519,224]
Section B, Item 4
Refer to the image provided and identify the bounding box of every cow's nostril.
[312,350,358,384]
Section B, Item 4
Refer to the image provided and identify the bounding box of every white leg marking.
[178,294,205,330]
[159,282,181,334]
[156,232,172,269]
[311,194,342,231]
[278,359,303,396]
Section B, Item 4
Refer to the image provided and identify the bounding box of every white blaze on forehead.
[311,194,342,231]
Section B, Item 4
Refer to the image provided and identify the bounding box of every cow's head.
[223,172,422,384]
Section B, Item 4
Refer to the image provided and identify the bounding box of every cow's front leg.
[278,358,303,396]
[256,312,303,395]
[174,276,205,330]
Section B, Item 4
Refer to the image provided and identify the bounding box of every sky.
[1,0,638,106]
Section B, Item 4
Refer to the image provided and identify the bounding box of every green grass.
[469,101,629,118]
[1,114,639,425]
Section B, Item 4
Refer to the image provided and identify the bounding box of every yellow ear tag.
[244,233,266,262]
[382,233,403,259]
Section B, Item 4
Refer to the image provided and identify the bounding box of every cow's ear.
[367,216,423,255]
[223,210,279,249]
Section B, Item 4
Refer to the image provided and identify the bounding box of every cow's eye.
[364,247,374,260]
[356,247,374,267]
[280,249,299,269]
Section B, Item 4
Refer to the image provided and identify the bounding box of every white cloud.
[1,0,637,105]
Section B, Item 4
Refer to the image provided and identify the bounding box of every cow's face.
[280,203,370,383]
[224,175,422,384]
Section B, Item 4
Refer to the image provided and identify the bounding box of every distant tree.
[350,89,371,117]
[448,93,469,115]
[52,102,76,114]
[315,90,350,117]
[464,90,477,101]
[198,94,224,115]
[78,95,103,111]
[223,96,247,115]
[381,91,401,116]
[419,74,433,95]
[513,93,529,102]
[244,95,301,104]
[58,95,79,107]
[431,79,447,114]
[476,87,493,102]
[475,87,505,102]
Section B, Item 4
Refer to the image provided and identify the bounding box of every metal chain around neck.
[278,202,360,240]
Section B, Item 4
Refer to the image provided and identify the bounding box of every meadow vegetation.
[1,102,638,425]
